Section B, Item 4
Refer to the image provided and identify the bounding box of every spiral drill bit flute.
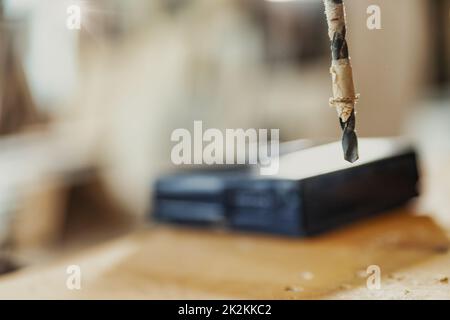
[323,0,359,163]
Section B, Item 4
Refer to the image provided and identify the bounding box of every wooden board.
[0,207,449,299]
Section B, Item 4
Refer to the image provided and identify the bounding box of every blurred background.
[0,0,449,275]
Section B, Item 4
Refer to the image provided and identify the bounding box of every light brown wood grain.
[0,208,449,300]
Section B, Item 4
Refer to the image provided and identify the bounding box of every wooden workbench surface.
[0,208,449,300]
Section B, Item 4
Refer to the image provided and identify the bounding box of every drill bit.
[340,109,358,163]
[323,0,359,163]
